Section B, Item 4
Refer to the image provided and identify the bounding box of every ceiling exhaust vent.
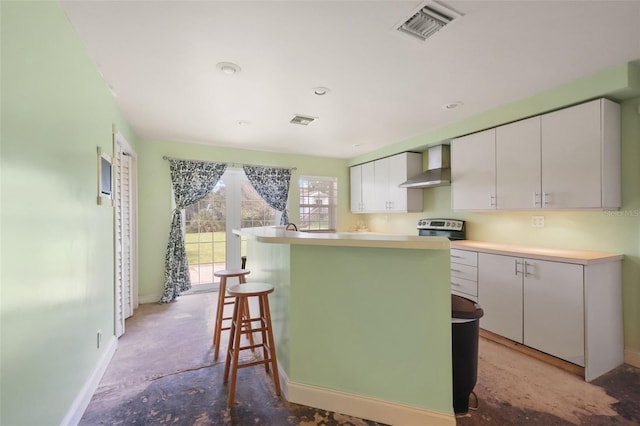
[396,1,461,42]
[290,114,317,126]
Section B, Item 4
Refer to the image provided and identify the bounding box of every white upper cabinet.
[452,98,621,211]
[541,98,621,209]
[451,128,496,210]
[496,116,542,209]
[349,166,363,213]
[350,162,375,213]
[387,153,422,212]
[373,158,390,211]
[350,152,422,213]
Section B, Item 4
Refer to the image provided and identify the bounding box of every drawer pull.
[451,255,463,259]
[451,282,462,287]
[450,268,462,273]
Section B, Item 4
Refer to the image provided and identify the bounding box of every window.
[241,179,277,228]
[240,177,279,256]
[299,176,337,231]
[183,169,278,286]
[184,180,227,286]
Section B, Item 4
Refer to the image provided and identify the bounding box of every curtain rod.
[162,155,296,171]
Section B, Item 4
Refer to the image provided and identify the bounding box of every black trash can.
[451,294,484,415]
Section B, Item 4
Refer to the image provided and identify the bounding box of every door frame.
[112,125,138,337]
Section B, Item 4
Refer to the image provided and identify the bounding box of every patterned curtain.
[243,165,292,225]
[161,159,227,303]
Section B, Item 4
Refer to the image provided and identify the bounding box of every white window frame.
[298,175,337,232]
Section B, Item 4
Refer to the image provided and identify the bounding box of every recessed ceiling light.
[442,101,463,110]
[313,86,330,96]
[237,120,250,126]
[353,144,361,147]
[216,62,241,75]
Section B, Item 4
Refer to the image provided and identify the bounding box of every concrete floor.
[81,290,640,425]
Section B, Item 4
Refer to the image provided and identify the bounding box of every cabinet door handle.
[515,260,523,276]
[524,261,533,277]
[542,192,550,208]
[533,192,541,206]
[489,194,496,207]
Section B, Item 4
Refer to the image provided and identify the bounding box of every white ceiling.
[60,1,640,159]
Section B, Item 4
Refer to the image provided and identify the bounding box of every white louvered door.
[113,129,137,337]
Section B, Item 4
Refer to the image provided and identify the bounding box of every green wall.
[136,140,356,301]
[245,237,453,414]
[246,240,291,373]
[1,2,138,424]
[289,245,453,413]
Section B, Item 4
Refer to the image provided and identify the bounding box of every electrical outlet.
[97,329,102,349]
[531,216,545,228]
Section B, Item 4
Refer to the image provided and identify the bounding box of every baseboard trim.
[625,347,640,368]
[285,380,455,426]
[480,329,585,377]
[275,362,290,400]
[61,336,117,426]
[139,293,162,304]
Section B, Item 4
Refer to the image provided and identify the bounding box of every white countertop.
[451,240,623,265]
[234,227,450,250]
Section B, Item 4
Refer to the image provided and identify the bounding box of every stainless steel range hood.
[399,144,450,188]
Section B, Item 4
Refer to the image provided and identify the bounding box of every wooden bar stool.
[223,282,281,408]
[212,269,252,360]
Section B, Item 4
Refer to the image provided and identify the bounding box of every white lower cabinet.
[523,259,584,366]
[477,253,523,344]
[450,249,477,301]
[479,253,584,365]
[473,249,623,380]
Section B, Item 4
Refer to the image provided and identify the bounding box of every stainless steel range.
[417,218,466,240]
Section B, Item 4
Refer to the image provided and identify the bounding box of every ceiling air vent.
[396,1,461,42]
[290,114,317,126]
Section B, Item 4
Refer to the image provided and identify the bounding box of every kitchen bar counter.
[233,227,455,425]
[236,226,450,250]
[452,240,623,265]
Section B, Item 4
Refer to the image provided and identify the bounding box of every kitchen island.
[233,227,455,425]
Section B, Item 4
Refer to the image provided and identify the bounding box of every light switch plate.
[531,216,545,227]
